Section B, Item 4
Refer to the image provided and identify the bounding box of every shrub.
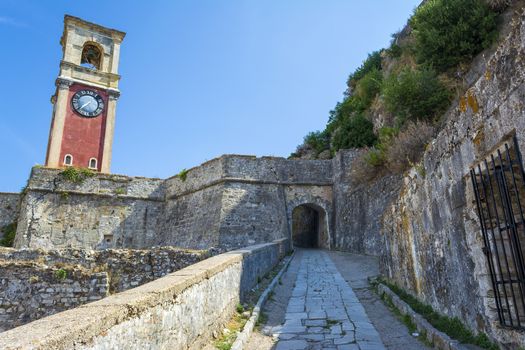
[54,268,67,280]
[363,127,399,168]
[304,130,330,155]
[365,148,385,167]
[410,0,498,72]
[347,51,383,89]
[386,43,403,59]
[385,121,434,173]
[351,150,386,184]
[176,168,189,182]
[0,223,17,247]
[354,69,383,108]
[485,0,511,10]
[326,97,365,137]
[382,67,451,124]
[60,167,95,183]
[331,113,376,151]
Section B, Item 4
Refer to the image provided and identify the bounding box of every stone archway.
[291,203,329,249]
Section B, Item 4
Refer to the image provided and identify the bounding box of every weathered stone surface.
[0,239,289,350]
[0,246,208,332]
[15,156,333,251]
[0,261,109,333]
[15,168,165,250]
[332,150,402,255]
[379,4,525,348]
[0,192,19,239]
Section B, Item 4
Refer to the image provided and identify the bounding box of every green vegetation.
[256,311,268,327]
[410,0,498,72]
[380,291,433,347]
[0,222,17,247]
[304,130,330,157]
[54,268,67,280]
[354,69,383,108]
[293,0,502,179]
[114,188,126,195]
[236,303,244,314]
[379,280,499,350]
[176,168,189,182]
[60,167,95,183]
[382,67,451,125]
[347,51,382,89]
[325,319,339,327]
[59,191,70,201]
[331,113,376,151]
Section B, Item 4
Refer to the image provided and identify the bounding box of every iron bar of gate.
[470,136,525,329]
[486,157,518,327]
[507,140,525,270]
[471,168,505,324]
[491,154,521,327]
[495,151,525,327]
[477,162,513,324]
[498,149,525,307]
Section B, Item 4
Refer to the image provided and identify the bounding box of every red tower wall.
[58,83,108,171]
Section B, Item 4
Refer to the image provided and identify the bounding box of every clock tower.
[45,15,125,173]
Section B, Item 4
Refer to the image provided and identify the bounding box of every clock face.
[71,89,105,117]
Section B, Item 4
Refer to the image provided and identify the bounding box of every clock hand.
[79,100,93,111]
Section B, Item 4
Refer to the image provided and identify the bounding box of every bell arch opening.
[80,42,103,70]
[291,204,329,249]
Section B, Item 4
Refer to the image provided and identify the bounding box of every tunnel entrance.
[291,204,328,249]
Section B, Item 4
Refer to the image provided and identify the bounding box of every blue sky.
[0,1,420,192]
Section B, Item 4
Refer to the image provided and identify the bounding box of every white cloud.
[0,16,27,27]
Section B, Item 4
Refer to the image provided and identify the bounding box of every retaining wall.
[380,4,525,348]
[0,247,208,332]
[332,150,402,255]
[0,239,289,350]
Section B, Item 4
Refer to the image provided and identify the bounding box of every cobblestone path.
[270,250,385,350]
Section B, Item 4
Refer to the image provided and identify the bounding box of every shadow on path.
[327,250,430,350]
[246,249,430,350]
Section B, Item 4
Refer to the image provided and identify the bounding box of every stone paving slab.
[273,250,385,350]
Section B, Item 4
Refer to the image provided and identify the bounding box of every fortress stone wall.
[14,156,336,251]
[14,169,165,250]
[12,151,400,255]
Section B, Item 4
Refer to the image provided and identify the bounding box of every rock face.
[380,5,525,348]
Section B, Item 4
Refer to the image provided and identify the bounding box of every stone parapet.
[27,167,164,200]
[165,154,333,199]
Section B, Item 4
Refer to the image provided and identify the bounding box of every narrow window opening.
[89,158,97,170]
[63,154,73,166]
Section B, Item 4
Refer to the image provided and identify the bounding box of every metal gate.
[470,136,525,329]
